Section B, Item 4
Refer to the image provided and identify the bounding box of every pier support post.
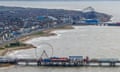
[37,61,41,66]
[26,61,29,66]
[62,62,66,66]
[99,62,102,66]
[110,62,116,67]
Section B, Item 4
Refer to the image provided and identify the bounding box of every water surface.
[4,26,120,72]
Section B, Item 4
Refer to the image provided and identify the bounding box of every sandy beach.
[19,25,74,42]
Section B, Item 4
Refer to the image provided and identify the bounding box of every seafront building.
[0,6,111,44]
[0,15,73,44]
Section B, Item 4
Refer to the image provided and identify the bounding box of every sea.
[1,1,120,72]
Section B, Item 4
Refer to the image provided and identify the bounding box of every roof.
[37,16,46,20]
[48,16,58,20]
[69,56,83,59]
[84,19,99,23]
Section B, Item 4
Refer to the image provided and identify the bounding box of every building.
[83,19,99,25]
[72,19,99,25]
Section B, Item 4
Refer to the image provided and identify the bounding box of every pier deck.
[14,59,120,67]
[1,56,120,67]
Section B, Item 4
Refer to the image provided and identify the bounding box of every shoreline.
[0,25,74,56]
[0,25,74,67]
[19,25,74,42]
[0,43,36,67]
[0,44,36,56]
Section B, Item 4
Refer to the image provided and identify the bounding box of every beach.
[0,25,74,57]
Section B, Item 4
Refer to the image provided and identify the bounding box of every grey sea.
[3,26,120,72]
[1,1,120,72]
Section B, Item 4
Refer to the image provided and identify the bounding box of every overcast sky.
[0,0,120,1]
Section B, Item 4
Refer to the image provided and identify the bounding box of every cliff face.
[0,6,112,22]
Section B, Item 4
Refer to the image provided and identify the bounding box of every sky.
[0,0,120,1]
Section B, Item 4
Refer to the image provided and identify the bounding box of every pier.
[1,46,120,67]
[0,43,120,67]
[1,56,120,67]
[17,59,120,67]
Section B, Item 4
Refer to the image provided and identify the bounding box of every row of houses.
[0,15,72,42]
[0,13,103,44]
